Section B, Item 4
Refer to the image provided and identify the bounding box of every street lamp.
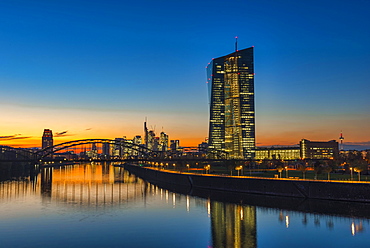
[354,168,361,181]
[350,167,353,181]
[236,165,243,176]
[186,164,190,172]
[285,166,288,178]
[204,164,210,174]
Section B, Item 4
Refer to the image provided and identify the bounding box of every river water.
[0,162,369,247]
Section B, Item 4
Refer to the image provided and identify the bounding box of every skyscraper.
[42,129,53,149]
[207,47,255,158]
[159,131,169,151]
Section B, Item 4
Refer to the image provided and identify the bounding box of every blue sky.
[0,0,369,149]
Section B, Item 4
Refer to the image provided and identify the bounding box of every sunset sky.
[1,0,370,150]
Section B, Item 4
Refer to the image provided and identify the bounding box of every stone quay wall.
[124,164,370,203]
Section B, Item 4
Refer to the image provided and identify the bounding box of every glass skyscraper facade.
[207,47,255,158]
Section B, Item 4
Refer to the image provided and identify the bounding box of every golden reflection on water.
[210,201,256,248]
[0,163,144,207]
[42,163,144,206]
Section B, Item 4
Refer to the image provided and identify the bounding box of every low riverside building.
[255,146,300,160]
[300,139,339,160]
[256,139,339,160]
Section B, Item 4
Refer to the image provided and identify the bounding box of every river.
[0,162,369,247]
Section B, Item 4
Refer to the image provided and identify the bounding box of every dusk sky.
[1,0,369,149]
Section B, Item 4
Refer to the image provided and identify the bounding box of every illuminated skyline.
[1,0,370,150]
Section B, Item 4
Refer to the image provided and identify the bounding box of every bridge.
[0,138,229,163]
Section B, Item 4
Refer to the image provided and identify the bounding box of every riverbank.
[124,164,370,203]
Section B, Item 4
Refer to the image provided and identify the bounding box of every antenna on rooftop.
[235,36,238,52]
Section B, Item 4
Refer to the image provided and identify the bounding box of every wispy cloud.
[85,128,92,131]
[55,130,74,137]
[0,134,32,141]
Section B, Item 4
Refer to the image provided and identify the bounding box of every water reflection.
[210,201,256,248]
[0,162,370,247]
[45,163,145,206]
[0,162,145,207]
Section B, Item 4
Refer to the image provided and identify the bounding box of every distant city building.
[256,139,339,160]
[124,139,134,155]
[207,47,255,159]
[114,138,125,157]
[132,135,142,156]
[42,129,53,149]
[54,151,78,160]
[91,143,97,152]
[144,121,149,148]
[102,142,111,158]
[133,135,142,146]
[159,132,169,151]
[153,137,159,151]
[300,139,339,160]
[170,140,180,151]
[198,141,208,153]
[255,147,300,160]
[147,130,156,151]
[340,149,370,160]
[86,142,98,159]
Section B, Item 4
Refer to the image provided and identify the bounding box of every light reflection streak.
[351,222,355,236]
[207,199,211,217]
[351,221,364,236]
[286,215,290,228]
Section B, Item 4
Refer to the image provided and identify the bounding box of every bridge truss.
[1,139,229,162]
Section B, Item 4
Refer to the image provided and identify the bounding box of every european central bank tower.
[207,47,255,158]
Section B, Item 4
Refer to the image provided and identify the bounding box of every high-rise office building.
[159,131,169,152]
[42,129,53,149]
[147,130,156,151]
[207,47,255,158]
[144,121,149,147]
